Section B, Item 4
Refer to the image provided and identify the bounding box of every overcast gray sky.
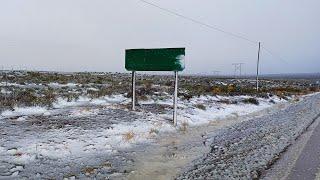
[0,0,319,74]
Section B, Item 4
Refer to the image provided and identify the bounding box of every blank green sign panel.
[125,48,185,71]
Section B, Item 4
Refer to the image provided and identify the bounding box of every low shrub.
[218,99,238,104]
[179,92,193,100]
[242,98,259,105]
[195,104,206,110]
[269,99,276,104]
[149,128,159,135]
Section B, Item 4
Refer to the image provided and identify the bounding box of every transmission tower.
[212,71,221,76]
[232,63,244,78]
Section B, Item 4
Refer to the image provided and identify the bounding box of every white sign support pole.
[173,71,178,126]
[132,71,136,110]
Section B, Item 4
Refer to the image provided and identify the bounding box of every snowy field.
[0,71,319,179]
[0,92,300,179]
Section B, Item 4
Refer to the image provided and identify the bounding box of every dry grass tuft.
[82,167,96,175]
[101,161,112,169]
[180,121,189,132]
[122,131,135,142]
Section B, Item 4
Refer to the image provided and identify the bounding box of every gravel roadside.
[177,93,320,179]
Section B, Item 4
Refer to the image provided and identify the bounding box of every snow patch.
[0,107,50,119]
[48,82,78,88]
[70,108,99,117]
[176,55,185,69]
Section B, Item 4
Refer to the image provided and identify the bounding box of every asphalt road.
[287,113,320,180]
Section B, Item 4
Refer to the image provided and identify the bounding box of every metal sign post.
[132,71,136,110]
[173,71,178,126]
[125,48,185,126]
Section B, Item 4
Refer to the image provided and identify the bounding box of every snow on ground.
[52,94,128,109]
[0,82,24,87]
[0,106,50,119]
[48,82,79,88]
[140,95,287,127]
[0,94,130,119]
[52,96,92,108]
[0,94,289,144]
[0,93,293,178]
[0,88,11,94]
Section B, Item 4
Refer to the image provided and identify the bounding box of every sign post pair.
[125,48,185,126]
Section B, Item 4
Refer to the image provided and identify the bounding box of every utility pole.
[256,42,261,92]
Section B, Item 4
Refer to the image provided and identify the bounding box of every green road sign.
[125,48,185,71]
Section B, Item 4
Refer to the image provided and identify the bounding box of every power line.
[261,45,288,64]
[138,0,258,44]
[138,0,289,65]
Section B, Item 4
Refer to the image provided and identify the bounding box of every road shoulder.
[262,113,320,180]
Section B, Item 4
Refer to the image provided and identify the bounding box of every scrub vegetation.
[0,71,319,112]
